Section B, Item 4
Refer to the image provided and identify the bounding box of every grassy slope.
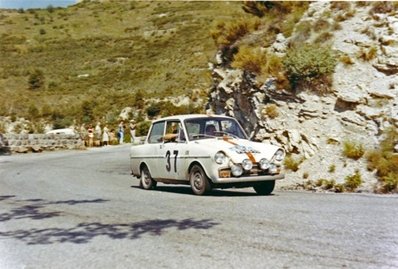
[0,1,244,125]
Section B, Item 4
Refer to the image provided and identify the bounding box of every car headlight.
[242,159,253,171]
[230,164,243,177]
[214,151,227,164]
[269,164,278,174]
[259,158,270,170]
[274,149,285,162]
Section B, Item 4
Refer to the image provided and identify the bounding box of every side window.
[165,121,186,143]
[148,121,165,144]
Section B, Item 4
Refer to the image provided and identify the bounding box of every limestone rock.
[30,145,43,153]
[336,86,368,105]
[339,111,367,127]
[15,146,29,153]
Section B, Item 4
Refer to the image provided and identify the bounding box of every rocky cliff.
[207,2,398,192]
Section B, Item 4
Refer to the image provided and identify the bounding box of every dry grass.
[340,54,355,65]
[367,127,398,193]
[231,45,267,74]
[262,104,279,119]
[342,140,365,160]
[284,155,303,172]
[358,46,378,61]
[344,170,362,192]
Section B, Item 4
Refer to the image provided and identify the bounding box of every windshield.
[184,117,248,141]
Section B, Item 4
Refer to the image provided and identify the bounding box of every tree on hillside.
[133,89,144,109]
[28,69,45,90]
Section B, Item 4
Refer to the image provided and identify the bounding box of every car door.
[158,120,188,181]
[145,120,166,179]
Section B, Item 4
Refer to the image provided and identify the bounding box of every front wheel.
[189,165,211,195]
[253,180,275,195]
[140,165,157,190]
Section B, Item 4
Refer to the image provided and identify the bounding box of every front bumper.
[212,173,284,184]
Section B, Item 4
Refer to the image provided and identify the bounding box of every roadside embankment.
[0,133,84,154]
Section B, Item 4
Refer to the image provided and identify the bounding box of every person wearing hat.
[129,120,136,144]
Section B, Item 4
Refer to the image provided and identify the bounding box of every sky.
[0,0,77,9]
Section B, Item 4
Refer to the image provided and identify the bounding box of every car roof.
[152,114,233,123]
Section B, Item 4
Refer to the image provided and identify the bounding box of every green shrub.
[334,183,345,193]
[146,103,161,118]
[381,172,398,193]
[135,121,151,137]
[283,44,336,92]
[28,69,45,90]
[342,140,365,160]
[328,164,336,173]
[344,170,362,191]
[316,179,336,190]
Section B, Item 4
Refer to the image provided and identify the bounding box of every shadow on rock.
[0,218,220,245]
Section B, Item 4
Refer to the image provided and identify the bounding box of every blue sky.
[0,0,77,9]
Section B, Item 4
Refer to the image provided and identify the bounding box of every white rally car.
[130,114,285,195]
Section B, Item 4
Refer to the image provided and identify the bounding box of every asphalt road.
[0,145,397,269]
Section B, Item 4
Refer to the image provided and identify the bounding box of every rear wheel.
[140,165,157,190]
[189,165,211,195]
[253,181,275,195]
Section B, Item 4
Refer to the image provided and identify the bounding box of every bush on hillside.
[342,140,365,160]
[283,45,336,92]
[135,121,151,137]
[284,155,303,172]
[210,17,261,47]
[28,69,45,90]
[344,170,362,192]
[231,45,267,74]
[367,127,398,193]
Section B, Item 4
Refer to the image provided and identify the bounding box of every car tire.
[189,164,211,195]
[253,180,275,195]
[140,165,157,190]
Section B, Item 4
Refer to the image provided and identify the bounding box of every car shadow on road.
[0,196,109,222]
[0,195,220,245]
[0,218,220,245]
[131,185,271,197]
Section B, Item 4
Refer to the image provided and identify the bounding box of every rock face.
[207,2,398,192]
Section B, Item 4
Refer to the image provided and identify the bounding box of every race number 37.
[166,150,178,173]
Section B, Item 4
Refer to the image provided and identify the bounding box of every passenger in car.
[205,125,216,136]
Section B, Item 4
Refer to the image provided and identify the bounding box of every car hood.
[192,138,281,163]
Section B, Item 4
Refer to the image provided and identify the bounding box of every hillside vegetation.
[0,1,244,128]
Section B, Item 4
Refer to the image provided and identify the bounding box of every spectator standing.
[102,125,110,146]
[79,124,87,143]
[109,129,117,145]
[95,122,102,146]
[87,124,94,147]
[130,120,136,144]
[118,121,125,144]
